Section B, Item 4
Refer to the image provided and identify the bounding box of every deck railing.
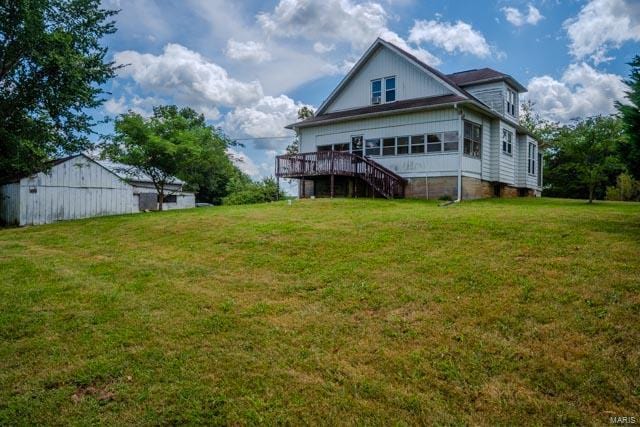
[275,151,406,198]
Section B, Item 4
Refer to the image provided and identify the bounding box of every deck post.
[330,150,335,198]
[301,178,305,199]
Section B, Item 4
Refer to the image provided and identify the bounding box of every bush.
[606,173,640,201]
[222,176,285,205]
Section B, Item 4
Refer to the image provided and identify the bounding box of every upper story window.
[502,129,513,155]
[385,77,396,102]
[506,88,517,117]
[463,121,482,158]
[371,79,382,104]
[528,142,536,175]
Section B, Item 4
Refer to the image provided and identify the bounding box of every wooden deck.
[275,151,406,199]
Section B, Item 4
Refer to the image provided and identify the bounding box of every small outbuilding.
[0,154,195,226]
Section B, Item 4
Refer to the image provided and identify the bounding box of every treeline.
[523,56,640,202]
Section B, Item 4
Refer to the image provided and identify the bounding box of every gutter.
[455,104,465,202]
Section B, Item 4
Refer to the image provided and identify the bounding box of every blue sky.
[98,0,640,179]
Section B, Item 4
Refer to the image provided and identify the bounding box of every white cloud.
[564,0,640,64]
[502,5,544,27]
[227,148,260,177]
[379,29,441,65]
[114,44,263,111]
[257,0,388,50]
[222,95,304,141]
[225,39,272,63]
[408,20,491,58]
[526,63,628,122]
[313,41,335,53]
[104,96,128,115]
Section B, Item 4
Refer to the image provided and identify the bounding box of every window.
[365,138,380,156]
[334,143,349,152]
[382,137,395,156]
[351,136,363,157]
[371,79,382,104]
[426,133,442,153]
[385,77,396,102]
[463,121,482,158]
[317,145,332,152]
[443,131,459,152]
[158,194,177,203]
[528,142,536,175]
[396,136,409,155]
[410,135,425,154]
[502,129,513,155]
[507,89,517,116]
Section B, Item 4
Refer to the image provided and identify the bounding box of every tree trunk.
[588,185,594,204]
[158,190,164,211]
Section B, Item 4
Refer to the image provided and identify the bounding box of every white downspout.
[454,104,465,202]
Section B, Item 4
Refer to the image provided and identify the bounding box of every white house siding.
[498,121,517,185]
[462,109,492,181]
[325,46,451,113]
[300,108,476,177]
[0,183,20,225]
[16,156,137,226]
[465,82,506,116]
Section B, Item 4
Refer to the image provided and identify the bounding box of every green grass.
[1,198,639,425]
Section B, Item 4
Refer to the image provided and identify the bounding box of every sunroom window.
[410,135,425,154]
[463,121,482,158]
[427,133,442,153]
[443,131,459,152]
[351,136,363,156]
[396,136,409,155]
[365,138,380,156]
[382,137,395,156]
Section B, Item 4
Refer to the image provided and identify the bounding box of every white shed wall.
[325,46,451,113]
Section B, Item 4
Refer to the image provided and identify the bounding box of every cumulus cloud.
[222,95,305,142]
[257,0,388,49]
[502,5,544,27]
[408,20,491,58]
[526,63,628,122]
[225,39,272,63]
[114,43,263,113]
[227,148,260,177]
[313,41,335,53]
[564,0,640,64]
[379,29,441,65]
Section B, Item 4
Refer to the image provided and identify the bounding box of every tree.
[285,106,314,154]
[0,0,118,182]
[104,106,241,210]
[544,116,625,202]
[520,100,559,150]
[616,55,640,179]
[222,175,285,205]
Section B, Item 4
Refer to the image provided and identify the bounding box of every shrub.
[223,176,285,205]
[606,173,640,201]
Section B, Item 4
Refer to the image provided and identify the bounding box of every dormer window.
[371,79,382,104]
[385,77,396,102]
[507,88,517,116]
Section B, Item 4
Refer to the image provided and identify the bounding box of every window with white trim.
[396,136,409,155]
[351,136,363,157]
[385,77,396,102]
[371,79,382,104]
[443,131,459,152]
[502,129,513,155]
[507,89,517,116]
[382,137,395,156]
[365,138,380,156]
[463,121,482,158]
[410,135,425,154]
[528,142,536,175]
[426,133,442,153]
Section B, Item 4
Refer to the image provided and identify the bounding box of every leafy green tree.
[606,172,639,201]
[285,106,314,154]
[222,175,284,205]
[0,0,118,182]
[104,106,241,210]
[616,55,640,179]
[544,116,625,202]
[520,100,559,150]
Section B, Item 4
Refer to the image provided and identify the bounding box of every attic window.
[507,89,517,116]
[385,77,396,102]
[371,79,382,104]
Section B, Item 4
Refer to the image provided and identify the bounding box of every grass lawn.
[0,198,639,425]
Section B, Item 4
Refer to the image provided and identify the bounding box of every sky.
[97,0,640,180]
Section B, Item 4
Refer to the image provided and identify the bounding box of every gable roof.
[447,68,527,92]
[315,38,469,116]
[95,159,184,185]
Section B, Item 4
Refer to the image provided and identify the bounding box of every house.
[275,38,542,200]
[0,154,195,226]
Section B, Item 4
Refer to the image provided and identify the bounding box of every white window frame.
[463,121,482,159]
[384,76,396,103]
[528,142,536,175]
[506,88,517,117]
[502,129,513,155]
[371,79,382,105]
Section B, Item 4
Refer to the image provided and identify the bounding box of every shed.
[0,154,195,226]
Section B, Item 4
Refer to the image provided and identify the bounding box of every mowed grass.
[0,198,639,425]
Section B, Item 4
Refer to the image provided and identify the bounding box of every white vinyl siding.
[325,45,451,113]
